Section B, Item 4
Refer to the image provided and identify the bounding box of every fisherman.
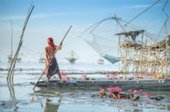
[44,37,62,82]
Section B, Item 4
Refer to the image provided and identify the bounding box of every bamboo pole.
[7,5,34,82]
[164,20,169,77]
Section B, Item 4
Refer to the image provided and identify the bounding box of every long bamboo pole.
[7,5,34,81]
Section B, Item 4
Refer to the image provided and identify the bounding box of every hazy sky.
[0,0,169,63]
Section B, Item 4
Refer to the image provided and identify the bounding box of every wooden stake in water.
[7,5,34,83]
[33,25,72,90]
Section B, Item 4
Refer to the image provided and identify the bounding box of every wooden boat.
[65,51,78,64]
[32,79,170,91]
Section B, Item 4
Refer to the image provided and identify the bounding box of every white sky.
[0,0,169,63]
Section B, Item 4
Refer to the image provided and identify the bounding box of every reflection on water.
[166,105,170,110]
[1,63,170,112]
[1,85,170,112]
[44,97,61,112]
[33,87,170,112]
[6,74,19,112]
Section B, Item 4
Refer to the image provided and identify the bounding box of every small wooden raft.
[31,80,170,91]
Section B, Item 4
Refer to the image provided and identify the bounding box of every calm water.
[0,62,170,112]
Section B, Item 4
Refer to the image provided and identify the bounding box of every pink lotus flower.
[118,94,121,99]
[115,87,122,92]
[111,87,116,91]
[106,75,110,77]
[99,88,105,92]
[61,73,67,76]
[107,88,112,91]
[61,73,68,78]
[107,87,115,91]
[115,87,119,90]
[145,93,152,98]
[151,72,154,74]
[115,74,118,77]
[151,72,156,76]
[117,88,122,92]
[134,90,138,94]
[128,89,132,93]
[130,76,134,79]
[119,76,123,79]
[138,89,142,94]
[112,75,116,77]
[82,75,87,78]
[139,74,143,77]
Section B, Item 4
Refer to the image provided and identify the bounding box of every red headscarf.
[48,37,55,50]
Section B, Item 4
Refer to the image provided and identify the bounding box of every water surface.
[0,62,170,112]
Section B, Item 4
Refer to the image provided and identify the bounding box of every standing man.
[45,37,62,82]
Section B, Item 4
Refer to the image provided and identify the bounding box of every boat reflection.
[44,97,61,112]
[34,88,62,112]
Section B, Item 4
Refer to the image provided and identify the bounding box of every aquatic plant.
[99,88,107,98]
[119,76,123,79]
[127,89,132,93]
[82,75,89,80]
[151,72,164,80]
[107,88,112,91]
[145,93,152,98]
[99,88,105,92]
[61,73,67,77]
[138,89,142,94]
[106,87,123,99]
[84,77,89,80]
[129,76,134,79]
[82,75,87,78]
[139,74,143,77]
[134,90,138,94]
[106,75,110,77]
[61,73,69,80]
[98,87,164,105]
[134,89,142,94]
[129,92,134,99]
[133,96,140,101]
[115,87,122,92]
[118,94,121,99]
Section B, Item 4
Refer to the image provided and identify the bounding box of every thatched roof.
[120,35,170,51]
[116,30,145,41]
[116,30,145,36]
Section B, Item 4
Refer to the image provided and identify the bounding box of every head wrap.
[48,37,55,50]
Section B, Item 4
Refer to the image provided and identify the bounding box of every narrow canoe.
[31,79,170,91]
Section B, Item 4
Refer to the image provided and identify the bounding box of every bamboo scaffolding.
[117,29,170,78]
